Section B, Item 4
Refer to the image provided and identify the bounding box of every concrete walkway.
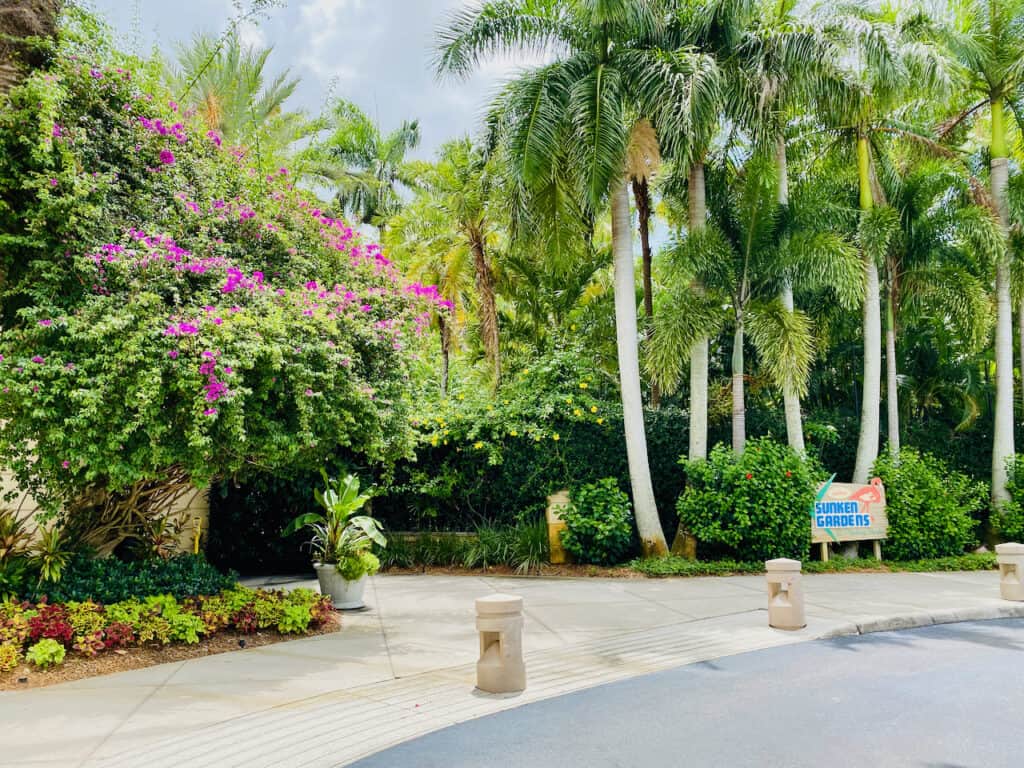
[1,571,1022,767]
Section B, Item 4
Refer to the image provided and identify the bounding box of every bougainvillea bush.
[0,14,445,551]
[0,586,333,672]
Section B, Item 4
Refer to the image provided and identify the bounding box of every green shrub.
[26,638,65,668]
[336,550,381,581]
[997,455,1024,542]
[560,478,635,566]
[872,449,983,559]
[677,438,815,561]
[277,604,312,634]
[629,552,998,577]
[44,554,237,603]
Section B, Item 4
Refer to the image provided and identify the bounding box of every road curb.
[813,603,1024,640]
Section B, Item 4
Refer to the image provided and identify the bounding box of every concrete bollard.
[995,543,1024,601]
[765,558,806,630]
[475,594,526,694]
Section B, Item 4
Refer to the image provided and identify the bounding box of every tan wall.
[2,469,209,555]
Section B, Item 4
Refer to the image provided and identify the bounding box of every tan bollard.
[995,543,1024,601]
[546,490,571,564]
[765,558,806,630]
[475,594,526,694]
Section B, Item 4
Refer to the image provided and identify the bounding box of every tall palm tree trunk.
[688,160,709,461]
[611,181,667,556]
[776,136,805,453]
[991,95,1014,504]
[731,312,745,453]
[633,178,660,408]
[469,231,501,389]
[885,285,900,459]
[853,134,881,484]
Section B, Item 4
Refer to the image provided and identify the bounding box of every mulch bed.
[0,613,341,691]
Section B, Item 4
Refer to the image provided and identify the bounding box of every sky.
[86,0,533,160]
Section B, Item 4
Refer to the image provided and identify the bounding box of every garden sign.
[812,476,888,561]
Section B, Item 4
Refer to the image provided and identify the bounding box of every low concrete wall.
[1,469,208,554]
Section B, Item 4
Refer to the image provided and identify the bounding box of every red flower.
[785,471,792,478]
[745,473,753,480]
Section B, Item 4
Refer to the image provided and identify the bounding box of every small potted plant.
[283,470,386,609]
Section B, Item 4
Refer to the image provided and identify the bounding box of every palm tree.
[936,0,1024,502]
[384,195,475,398]
[170,32,305,157]
[300,101,421,236]
[0,0,62,96]
[436,0,720,556]
[730,0,846,452]
[874,155,998,457]
[649,151,860,453]
[818,3,950,483]
[387,139,503,387]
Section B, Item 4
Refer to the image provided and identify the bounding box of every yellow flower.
[570,323,577,331]
[430,437,439,447]
[590,406,598,413]
[565,397,573,404]
[503,399,509,405]
[457,394,465,400]
[597,418,604,425]
[474,441,484,449]
[552,433,560,441]
[443,439,449,445]
[522,369,529,375]
[510,430,518,437]
[579,382,588,389]
[444,429,450,435]
[573,408,582,417]
[534,435,541,442]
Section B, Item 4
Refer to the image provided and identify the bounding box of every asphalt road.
[351,619,1024,768]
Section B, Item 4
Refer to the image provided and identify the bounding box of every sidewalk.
[2,570,1022,767]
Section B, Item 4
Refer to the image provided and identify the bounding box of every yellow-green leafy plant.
[26,638,65,668]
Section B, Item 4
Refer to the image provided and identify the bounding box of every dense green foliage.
[40,554,237,603]
[996,455,1024,542]
[872,450,984,559]
[677,439,817,561]
[630,553,998,577]
[560,479,636,566]
[374,521,549,574]
[0,15,439,554]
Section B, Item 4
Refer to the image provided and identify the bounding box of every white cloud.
[297,0,367,79]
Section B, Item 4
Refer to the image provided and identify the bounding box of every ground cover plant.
[0,585,334,683]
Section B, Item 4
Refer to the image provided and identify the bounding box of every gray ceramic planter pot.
[314,563,368,610]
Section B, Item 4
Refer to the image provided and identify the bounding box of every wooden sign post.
[812,476,888,561]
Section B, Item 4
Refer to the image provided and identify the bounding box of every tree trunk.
[469,231,501,389]
[633,177,660,409]
[885,287,900,459]
[611,181,667,556]
[731,314,745,454]
[438,313,450,398]
[852,134,881,484]
[776,136,805,454]
[991,94,1014,505]
[688,161,709,461]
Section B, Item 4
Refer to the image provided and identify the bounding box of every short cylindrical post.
[995,543,1024,601]
[475,594,526,693]
[765,558,806,630]
[546,491,571,564]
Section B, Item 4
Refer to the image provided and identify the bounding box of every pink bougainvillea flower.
[168,350,179,359]
[38,319,52,327]
[62,460,70,469]
[49,178,58,187]
[206,130,222,147]
[89,69,103,79]
[52,123,63,138]
[203,408,217,416]
[159,149,175,165]
[304,389,314,397]
[31,355,44,364]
